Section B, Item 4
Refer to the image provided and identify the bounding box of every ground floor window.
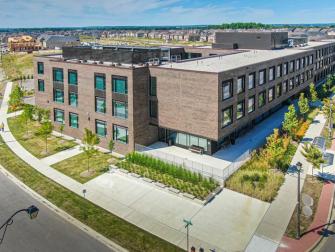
[237,100,245,119]
[95,120,107,137]
[69,113,78,128]
[113,125,128,144]
[221,106,233,128]
[268,87,275,102]
[276,83,282,97]
[54,109,64,124]
[258,91,266,107]
[248,96,255,113]
[38,79,45,92]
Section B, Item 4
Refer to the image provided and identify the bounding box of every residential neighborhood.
[1,1,335,252]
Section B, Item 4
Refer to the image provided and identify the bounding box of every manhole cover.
[302,206,313,218]
[302,194,314,207]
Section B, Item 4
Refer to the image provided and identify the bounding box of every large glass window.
[222,79,233,100]
[283,80,288,93]
[112,76,128,94]
[258,91,266,107]
[248,96,255,113]
[221,106,233,128]
[53,89,64,103]
[268,87,275,102]
[149,76,157,96]
[113,125,128,144]
[283,62,288,75]
[95,120,107,137]
[248,73,255,89]
[69,112,79,128]
[68,70,78,85]
[54,109,64,124]
[37,62,44,75]
[269,67,275,81]
[276,83,282,97]
[237,100,245,120]
[289,78,294,90]
[237,76,245,94]
[95,74,106,90]
[295,75,300,86]
[289,61,294,73]
[166,130,208,151]
[69,92,78,107]
[277,65,282,78]
[38,79,45,92]
[149,100,158,118]
[95,97,106,113]
[259,69,266,85]
[112,100,128,119]
[53,68,63,83]
[296,59,300,70]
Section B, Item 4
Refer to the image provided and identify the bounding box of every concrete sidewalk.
[41,145,83,166]
[246,113,327,252]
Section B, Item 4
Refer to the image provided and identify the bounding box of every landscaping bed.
[0,136,182,252]
[52,152,119,183]
[116,152,219,200]
[284,175,324,238]
[8,116,77,158]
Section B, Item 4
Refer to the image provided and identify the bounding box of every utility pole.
[183,219,192,252]
[296,162,302,239]
[329,100,333,140]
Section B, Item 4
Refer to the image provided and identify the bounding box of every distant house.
[38,35,80,50]
[8,35,41,52]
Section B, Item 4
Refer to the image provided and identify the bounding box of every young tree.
[59,123,65,137]
[282,105,299,137]
[20,105,34,136]
[37,121,53,153]
[309,82,318,103]
[34,107,50,123]
[80,128,100,171]
[298,93,310,119]
[108,138,115,153]
[8,85,23,111]
[301,143,325,176]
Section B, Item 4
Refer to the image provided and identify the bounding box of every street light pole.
[183,219,192,252]
[0,205,39,245]
[296,162,302,239]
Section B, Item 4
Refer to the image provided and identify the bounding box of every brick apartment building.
[34,32,335,155]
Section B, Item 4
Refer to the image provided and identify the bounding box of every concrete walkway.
[0,81,270,251]
[246,112,327,252]
[41,145,83,166]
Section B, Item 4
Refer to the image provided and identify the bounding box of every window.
[222,79,233,100]
[53,89,64,103]
[112,76,128,94]
[283,62,288,75]
[296,59,300,70]
[95,120,107,137]
[69,113,79,128]
[301,57,305,68]
[38,79,45,92]
[289,61,294,73]
[301,73,305,83]
[306,56,310,66]
[283,80,288,93]
[259,69,266,85]
[54,109,64,124]
[112,100,128,119]
[149,76,157,96]
[37,62,44,74]
[276,83,282,97]
[310,55,313,64]
[69,92,78,107]
[149,100,158,118]
[237,100,245,119]
[113,125,128,144]
[248,96,255,113]
[277,65,282,78]
[95,97,106,113]
[95,74,106,90]
[269,67,275,81]
[53,68,63,83]
[289,78,294,90]
[248,73,255,89]
[68,70,78,85]
[268,87,275,102]
[221,106,233,127]
[258,91,266,107]
[296,75,300,86]
[237,76,245,94]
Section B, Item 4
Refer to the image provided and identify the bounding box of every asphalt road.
[0,172,113,252]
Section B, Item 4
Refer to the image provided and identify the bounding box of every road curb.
[0,164,128,252]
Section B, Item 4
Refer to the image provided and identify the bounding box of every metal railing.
[135,144,251,183]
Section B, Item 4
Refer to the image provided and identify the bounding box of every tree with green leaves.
[301,143,325,176]
[8,85,23,111]
[322,98,335,121]
[80,128,100,171]
[34,106,50,123]
[309,82,318,103]
[282,105,299,137]
[298,93,310,119]
[59,123,65,137]
[37,121,53,153]
[20,105,34,136]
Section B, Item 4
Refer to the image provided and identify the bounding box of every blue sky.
[0,0,334,28]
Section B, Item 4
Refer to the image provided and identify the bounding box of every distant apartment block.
[34,32,335,155]
[38,35,80,50]
[8,35,41,52]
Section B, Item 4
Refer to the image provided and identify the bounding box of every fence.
[135,144,251,184]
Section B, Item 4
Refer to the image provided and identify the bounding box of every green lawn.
[52,152,119,183]
[0,136,182,252]
[8,116,77,158]
[1,53,33,80]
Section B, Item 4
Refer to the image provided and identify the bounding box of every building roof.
[159,41,335,73]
